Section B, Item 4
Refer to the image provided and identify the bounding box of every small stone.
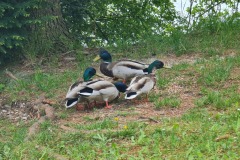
[20,103,25,108]
[4,105,11,108]
[22,117,28,120]
[159,111,165,115]
[15,117,20,120]
[2,110,7,113]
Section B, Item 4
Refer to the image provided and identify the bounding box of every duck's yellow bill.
[93,55,101,61]
[163,66,172,69]
[95,73,104,78]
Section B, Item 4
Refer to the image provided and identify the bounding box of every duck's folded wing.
[66,81,85,98]
[113,60,148,70]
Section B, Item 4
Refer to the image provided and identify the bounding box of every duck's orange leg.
[104,101,112,109]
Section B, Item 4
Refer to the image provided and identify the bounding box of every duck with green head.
[125,63,160,101]
[93,49,165,83]
[65,67,96,108]
[78,80,128,109]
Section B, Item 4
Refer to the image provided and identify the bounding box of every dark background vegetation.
[0,0,240,65]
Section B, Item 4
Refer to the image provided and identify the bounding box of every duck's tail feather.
[65,98,79,108]
[125,91,138,99]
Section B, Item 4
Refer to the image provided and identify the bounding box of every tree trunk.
[29,0,72,54]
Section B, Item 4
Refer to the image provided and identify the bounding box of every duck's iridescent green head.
[148,60,164,73]
[114,82,128,93]
[83,67,96,81]
[99,50,112,62]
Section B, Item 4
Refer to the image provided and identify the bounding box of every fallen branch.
[61,50,75,56]
[25,104,56,141]
[5,69,18,81]
[42,99,57,105]
[63,57,76,61]
[25,116,46,141]
[138,116,159,123]
[215,134,230,142]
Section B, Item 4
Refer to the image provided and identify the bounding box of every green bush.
[61,0,176,45]
[0,0,53,64]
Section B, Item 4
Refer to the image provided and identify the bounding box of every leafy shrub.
[0,1,54,64]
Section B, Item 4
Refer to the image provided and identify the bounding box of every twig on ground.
[138,116,159,123]
[25,104,56,141]
[5,69,18,81]
[61,50,75,56]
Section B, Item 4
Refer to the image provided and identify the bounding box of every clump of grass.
[156,77,170,88]
[195,90,230,109]
[0,83,5,92]
[197,58,233,87]
[155,96,181,109]
[195,87,240,109]
[5,68,82,101]
[73,118,117,130]
[172,62,191,71]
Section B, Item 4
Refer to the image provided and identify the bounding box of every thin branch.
[5,69,18,81]
[85,10,109,42]
[187,0,194,30]
[197,1,224,19]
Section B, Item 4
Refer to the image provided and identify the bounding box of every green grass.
[196,57,234,87]
[195,86,240,110]
[155,96,181,109]
[1,54,240,159]
[0,105,239,159]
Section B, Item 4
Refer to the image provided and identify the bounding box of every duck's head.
[148,60,164,73]
[114,82,128,93]
[83,67,96,81]
[94,49,112,62]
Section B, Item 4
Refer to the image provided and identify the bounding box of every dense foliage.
[187,0,240,33]
[61,0,176,45]
[0,0,54,63]
[0,0,240,64]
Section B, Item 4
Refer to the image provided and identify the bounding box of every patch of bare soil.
[0,53,200,125]
[0,101,35,121]
[1,51,239,134]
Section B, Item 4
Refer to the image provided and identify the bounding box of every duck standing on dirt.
[65,67,96,108]
[125,61,162,101]
[93,49,165,83]
[78,80,127,109]
[125,74,156,102]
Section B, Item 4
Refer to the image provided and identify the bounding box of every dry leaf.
[215,134,230,142]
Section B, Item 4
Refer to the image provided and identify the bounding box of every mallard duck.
[125,73,156,101]
[78,80,127,109]
[65,67,96,108]
[93,49,164,83]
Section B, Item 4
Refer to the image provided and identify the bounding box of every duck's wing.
[125,75,155,99]
[129,75,144,86]
[113,60,148,70]
[78,80,114,96]
[65,80,88,108]
[66,80,85,99]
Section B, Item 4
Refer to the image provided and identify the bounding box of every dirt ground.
[0,51,237,128]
